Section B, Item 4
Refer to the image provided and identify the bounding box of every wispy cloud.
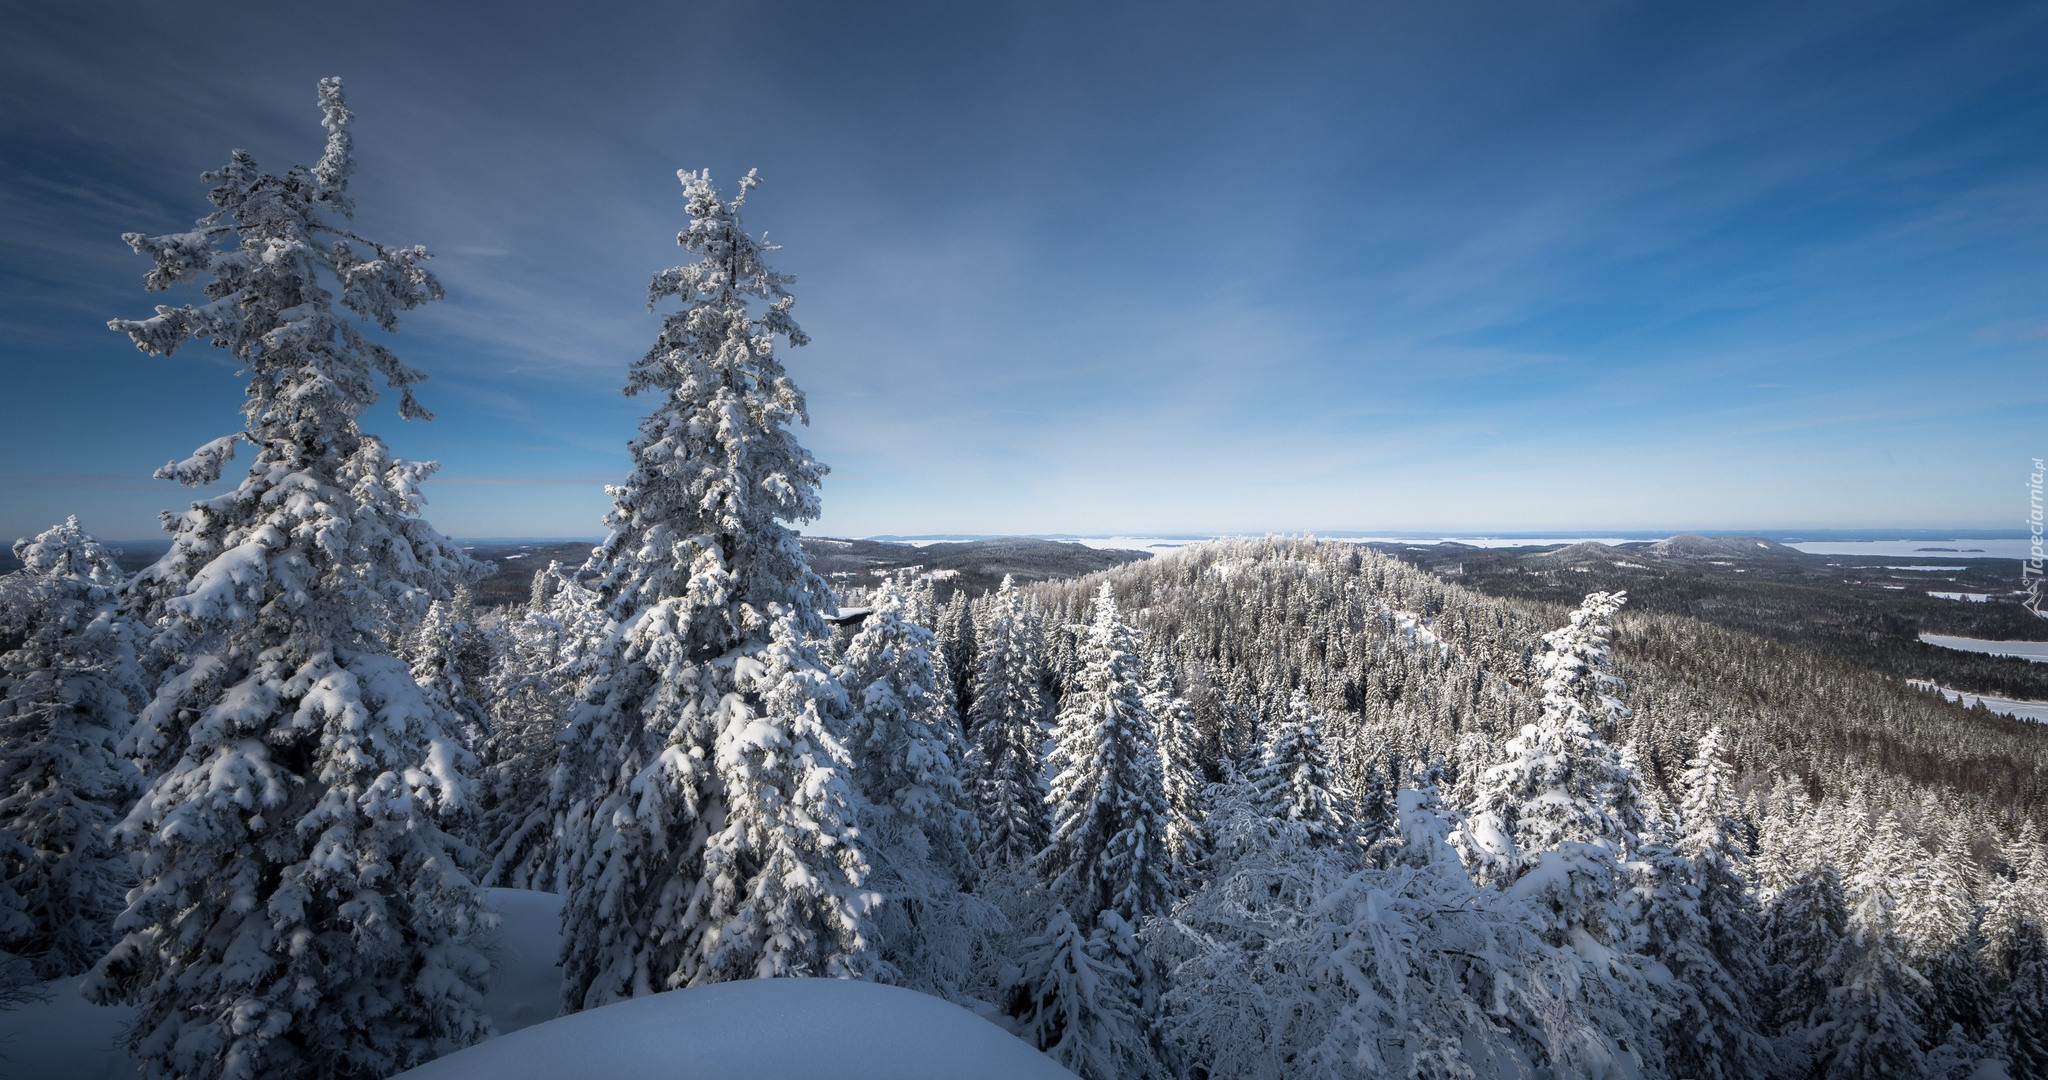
[5,0,2046,539]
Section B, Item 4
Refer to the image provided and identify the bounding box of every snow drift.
[391,976,1077,1080]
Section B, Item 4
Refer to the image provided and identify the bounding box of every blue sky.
[2,0,2044,541]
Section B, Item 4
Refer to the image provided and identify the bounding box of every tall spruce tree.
[473,561,602,892]
[1142,655,1208,884]
[1764,863,1851,1068]
[553,168,871,1011]
[836,581,976,889]
[968,575,1049,868]
[0,518,144,980]
[1248,689,1350,850]
[834,581,986,993]
[1811,815,1930,1079]
[1014,582,1168,1079]
[1034,582,1171,922]
[1457,592,1635,948]
[83,79,492,1080]
[2000,923,2048,1079]
[1661,726,1770,1080]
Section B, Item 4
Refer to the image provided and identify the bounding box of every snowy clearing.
[392,978,1077,1080]
[1928,591,1991,602]
[1907,680,2048,724]
[0,976,131,1080]
[1919,634,2048,663]
[0,889,568,1079]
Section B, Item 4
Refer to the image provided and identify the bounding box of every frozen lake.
[1789,538,2036,560]
[1919,634,2048,663]
[872,533,2042,563]
[1908,680,2048,723]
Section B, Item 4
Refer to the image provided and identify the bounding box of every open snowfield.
[0,890,568,1078]
[1920,634,2048,663]
[0,974,132,1080]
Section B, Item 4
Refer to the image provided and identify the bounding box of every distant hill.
[463,541,605,608]
[1636,534,1804,560]
[802,535,1150,600]
[455,535,1152,609]
[1522,541,1624,567]
[1378,535,2048,703]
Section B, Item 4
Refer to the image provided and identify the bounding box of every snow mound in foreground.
[393,977,1076,1080]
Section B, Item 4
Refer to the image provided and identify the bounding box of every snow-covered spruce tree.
[405,587,490,750]
[1809,815,1930,1079]
[1650,726,1770,1080]
[1899,818,1993,1057]
[1157,766,1623,1079]
[1979,844,2046,989]
[84,79,492,1080]
[1248,689,1351,849]
[1354,754,1397,859]
[833,580,989,994]
[1034,582,1171,923]
[935,589,976,722]
[553,169,871,1011]
[473,561,603,891]
[968,575,1049,869]
[2000,923,2048,1080]
[1450,591,1659,1067]
[1764,863,1850,1068]
[1142,656,1207,885]
[1006,905,1146,1080]
[1012,582,1168,1079]
[1677,730,1762,978]
[0,518,144,980]
[1455,591,1635,946]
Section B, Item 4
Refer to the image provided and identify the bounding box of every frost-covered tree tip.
[109,75,445,438]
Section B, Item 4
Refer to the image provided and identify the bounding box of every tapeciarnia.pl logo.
[2027,457,2045,618]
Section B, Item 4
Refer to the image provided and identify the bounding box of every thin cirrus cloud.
[1,0,2044,543]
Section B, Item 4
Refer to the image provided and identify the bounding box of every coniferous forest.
[4,79,2047,1080]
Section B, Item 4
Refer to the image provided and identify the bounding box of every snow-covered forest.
[4,79,2048,1080]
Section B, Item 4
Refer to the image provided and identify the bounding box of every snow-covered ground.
[0,974,131,1080]
[393,977,1075,1080]
[476,888,568,1035]
[1920,634,2048,663]
[1929,591,1991,602]
[0,888,1072,1080]
[1908,680,2048,724]
[0,889,572,1078]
